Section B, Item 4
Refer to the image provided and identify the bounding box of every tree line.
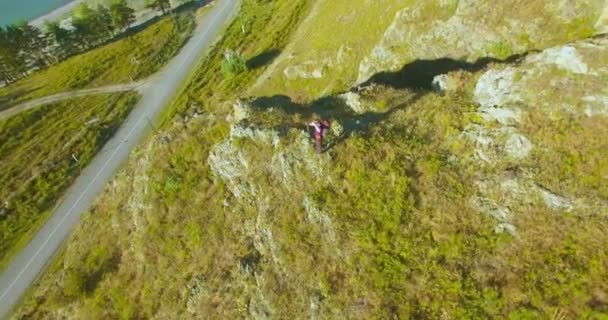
[0,0,178,85]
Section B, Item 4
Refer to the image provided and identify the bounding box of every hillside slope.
[12,0,608,319]
[253,0,606,99]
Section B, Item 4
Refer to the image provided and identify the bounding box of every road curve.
[0,82,148,121]
[0,1,240,318]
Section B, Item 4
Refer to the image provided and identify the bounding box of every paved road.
[0,82,148,121]
[0,1,239,318]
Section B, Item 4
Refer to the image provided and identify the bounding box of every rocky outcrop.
[460,37,608,231]
[207,101,341,319]
[358,0,606,83]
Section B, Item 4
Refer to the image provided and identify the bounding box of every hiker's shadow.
[248,91,423,152]
[247,52,531,151]
[323,93,423,152]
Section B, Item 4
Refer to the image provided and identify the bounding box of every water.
[0,0,73,27]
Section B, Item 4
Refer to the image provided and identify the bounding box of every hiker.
[310,119,331,153]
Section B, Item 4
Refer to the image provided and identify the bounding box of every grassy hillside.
[0,14,194,110]
[12,0,608,319]
[252,0,605,100]
[0,93,139,272]
[13,0,316,317]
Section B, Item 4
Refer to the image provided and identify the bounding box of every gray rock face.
[478,106,521,125]
[208,125,280,199]
[229,99,251,123]
[538,187,574,211]
[583,95,608,116]
[474,68,519,109]
[463,37,608,231]
[504,133,533,160]
[432,74,450,93]
[527,45,589,74]
[284,61,325,80]
[339,92,364,113]
[357,0,605,83]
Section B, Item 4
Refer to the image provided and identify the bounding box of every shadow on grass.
[249,92,424,151]
[246,52,533,151]
[83,251,121,294]
[247,49,281,69]
[360,54,528,90]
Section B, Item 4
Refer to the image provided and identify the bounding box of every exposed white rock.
[284,61,325,80]
[583,95,608,116]
[229,99,250,123]
[538,187,574,211]
[528,46,589,74]
[231,126,281,148]
[495,222,517,234]
[478,106,521,125]
[339,91,364,113]
[208,140,250,198]
[474,68,518,108]
[432,74,450,93]
[475,149,491,163]
[463,125,531,164]
[209,126,283,199]
[505,133,533,159]
[471,196,516,234]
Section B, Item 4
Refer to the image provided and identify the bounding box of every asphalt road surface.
[0,1,239,318]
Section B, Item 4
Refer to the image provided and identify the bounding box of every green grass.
[0,93,139,272]
[486,40,514,60]
[160,0,313,122]
[0,14,194,111]
[13,0,315,317]
[252,0,414,99]
[253,0,604,100]
[11,0,608,319]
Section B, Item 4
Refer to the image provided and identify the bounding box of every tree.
[92,4,115,39]
[0,27,23,84]
[109,0,136,31]
[15,22,52,68]
[0,25,28,78]
[145,0,171,15]
[71,4,97,48]
[44,21,75,59]
[71,3,114,47]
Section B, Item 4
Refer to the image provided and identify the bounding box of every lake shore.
[30,0,85,27]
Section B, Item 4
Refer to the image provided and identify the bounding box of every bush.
[221,50,247,78]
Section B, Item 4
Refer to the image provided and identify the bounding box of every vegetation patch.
[0,92,139,271]
[0,14,194,110]
[11,1,608,319]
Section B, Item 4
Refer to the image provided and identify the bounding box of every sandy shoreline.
[30,0,86,28]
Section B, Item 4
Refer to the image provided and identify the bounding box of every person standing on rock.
[310,119,331,153]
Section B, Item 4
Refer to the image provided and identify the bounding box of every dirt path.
[0,81,149,121]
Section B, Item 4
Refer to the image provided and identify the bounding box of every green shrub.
[487,40,514,60]
[221,50,247,78]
